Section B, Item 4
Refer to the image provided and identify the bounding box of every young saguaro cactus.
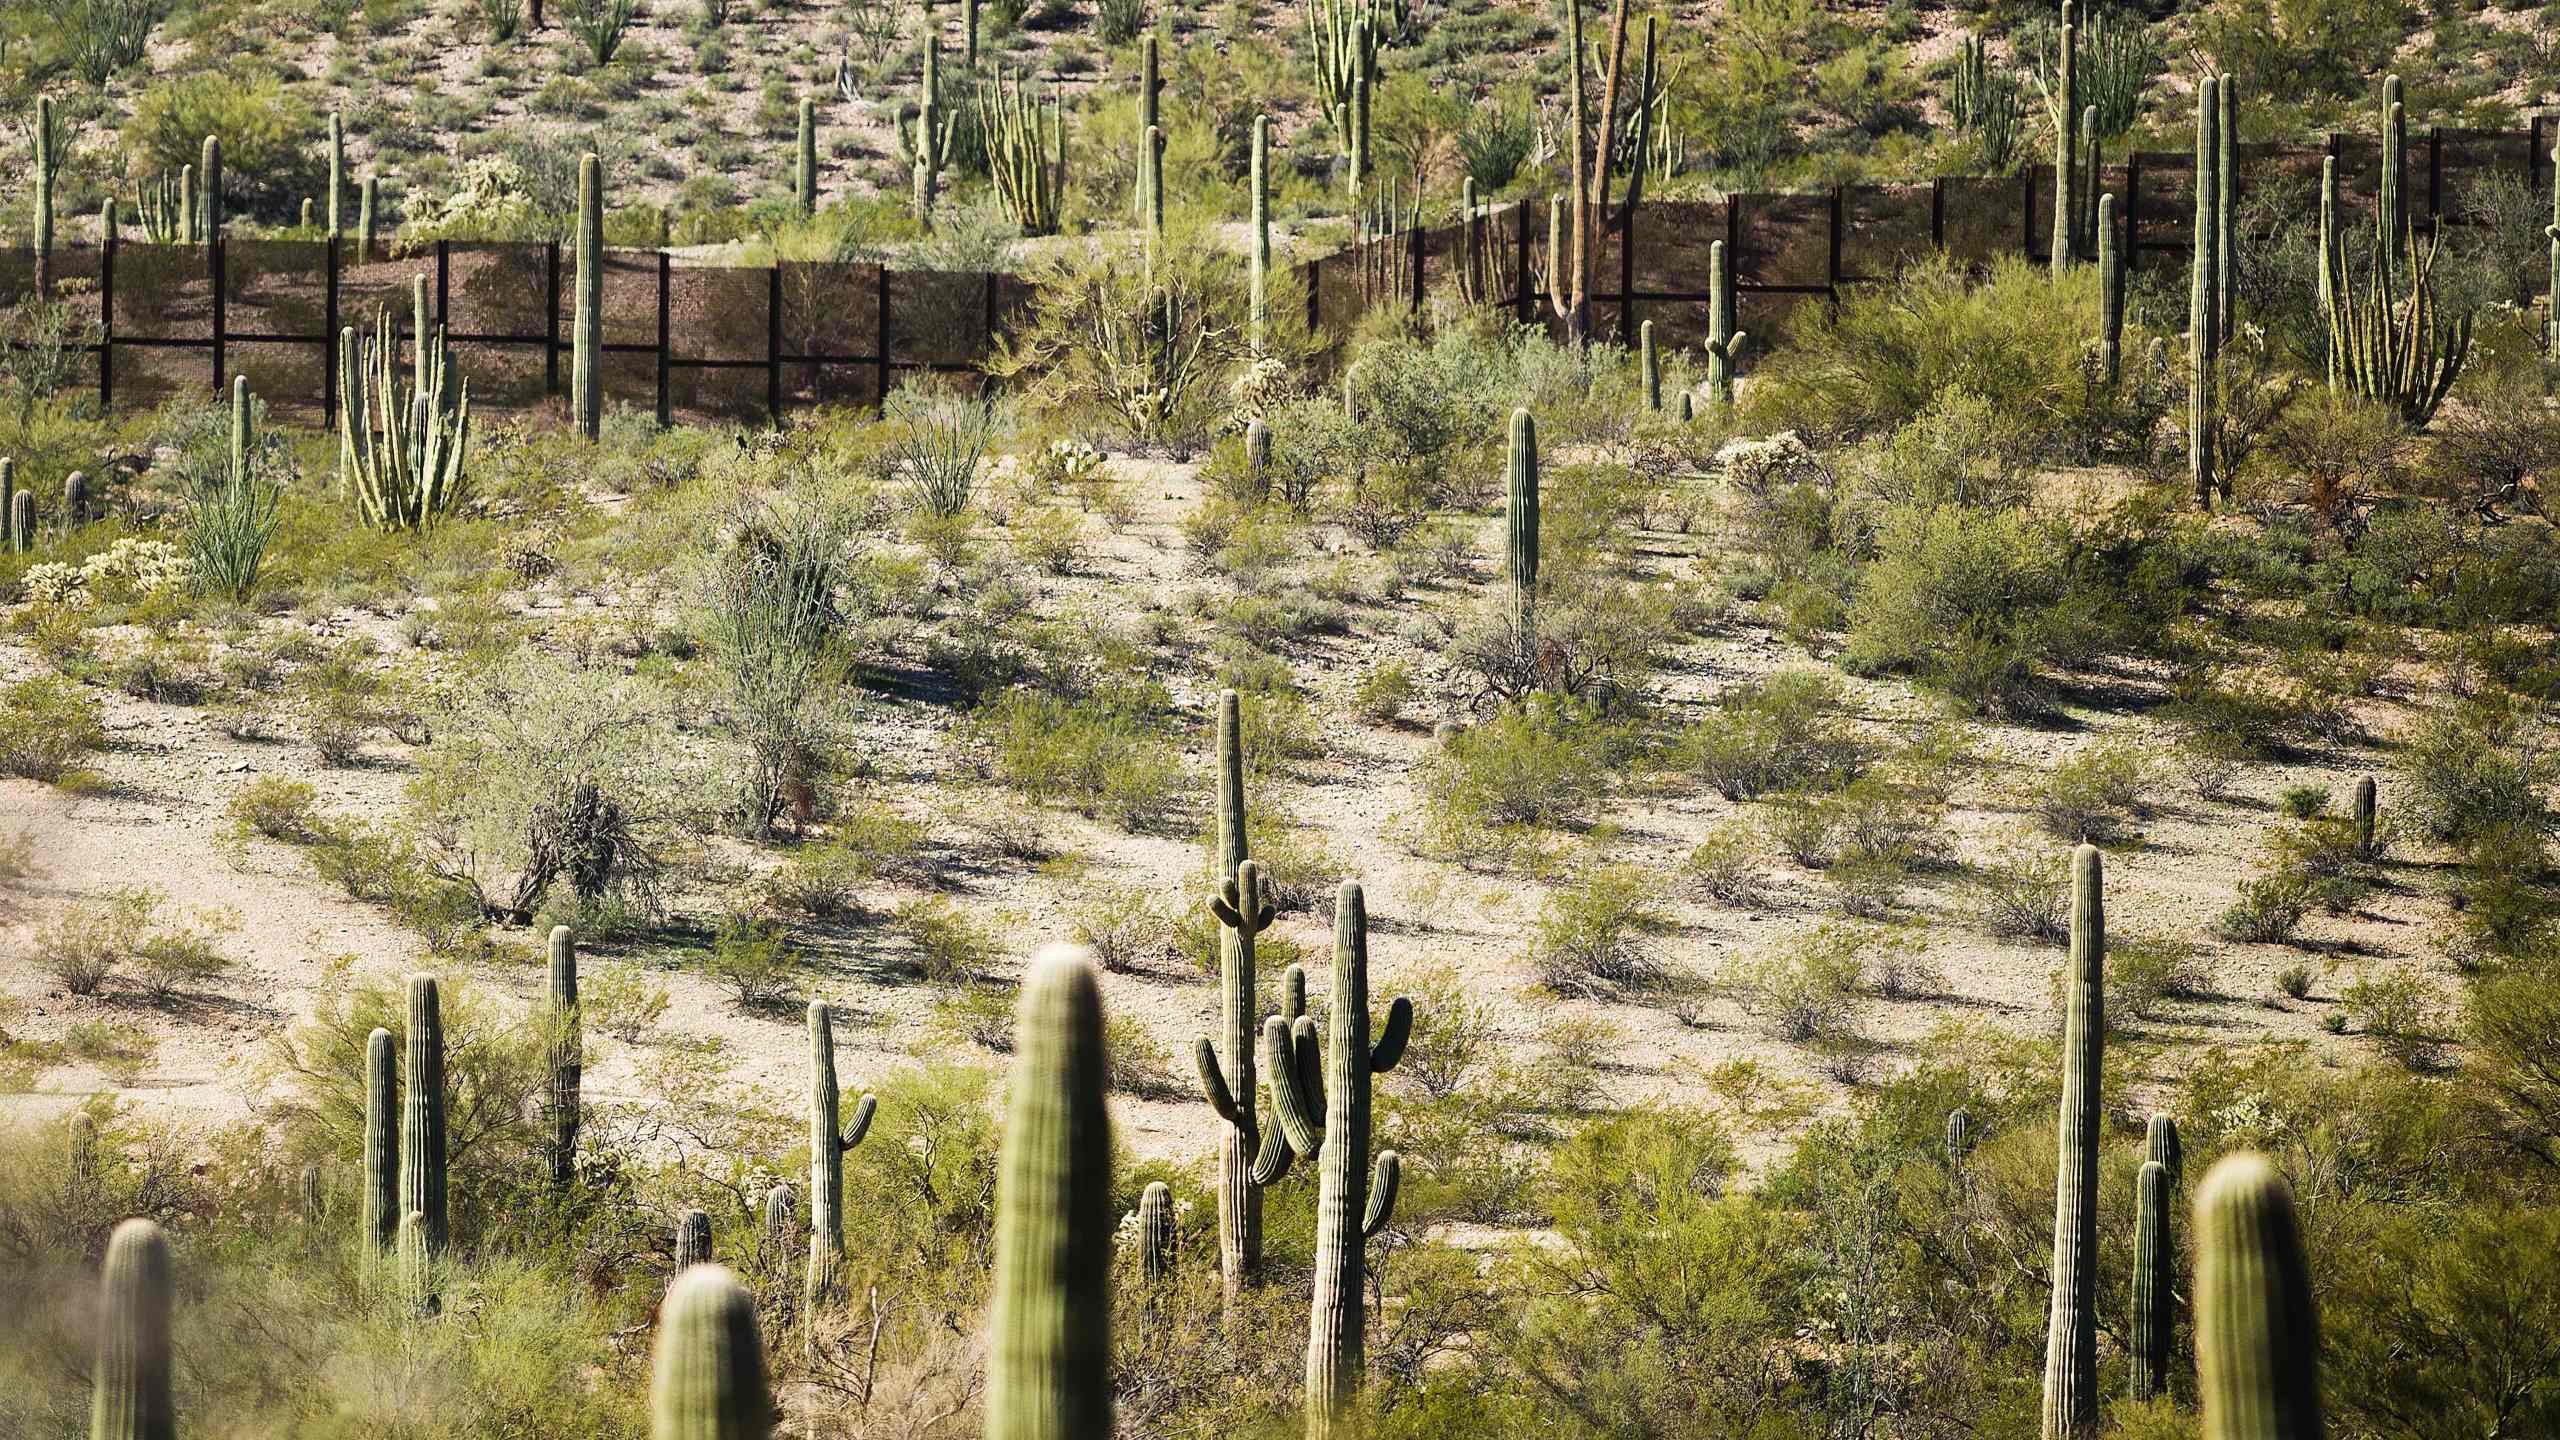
[2048,0,2077,275]
[200,135,222,241]
[2352,776,2379,859]
[573,153,603,440]
[2040,844,2104,1440]
[1640,319,1661,411]
[548,925,581,1184]
[2147,1110,2184,1190]
[1137,1181,1176,1282]
[986,946,1114,1440]
[1196,691,1293,1309]
[805,1001,878,1312]
[1250,114,1272,353]
[675,1208,713,1270]
[1507,408,1539,644]
[1266,883,1413,1440]
[1704,238,1747,406]
[6,475,29,555]
[796,98,818,214]
[328,111,345,239]
[91,1218,175,1440]
[402,975,449,1257]
[2189,76,2222,510]
[359,174,379,259]
[1945,1107,1975,1165]
[651,1266,773,1440]
[2097,192,2124,385]
[363,1025,398,1252]
[909,38,957,229]
[2130,1158,2174,1401]
[2195,1153,2320,1440]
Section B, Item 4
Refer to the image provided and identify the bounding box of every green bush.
[2105,932,2209,1025]
[1961,842,2069,943]
[974,690,1183,831]
[1844,503,2077,715]
[1679,669,1871,801]
[2219,869,2314,945]
[2031,740,2152,844]
[2403,704,2555,846]
[0,676,106,782]
[2339,969,2445,1070]
[702,911,796,1008]
[125,72,319,215]
[224,777,323,844]
[1529,865,1672,999]
[1419,697,1615,833]
[899,895,998,982]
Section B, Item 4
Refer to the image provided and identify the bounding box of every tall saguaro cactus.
[1507,408,1539,645]
[1196,691,1291,1310]
[650,1266,772,1440]
[363,1026,398,1252]
[1704,239,1747,405]
[2048,0,2077,275]
[200,135,222,240]
[796,98,818,213]
[34,96,59,298]
[2218,77,2238,345]
[402,974,449,1258]
[573,153,603,440]
[2189,77,2222,510]
[675,1209,713,1270]
[548,926,581,1184]
[1640,320,1661,410]
[1267,884,1414,1440]
[91,1219,175,1440]
[2545,144,2559,367]
[328,111,345,239]
[806,1001,878,1313]
[2097,192,2124,384]
[2131,1158,2174,1401]
[2147,1110,2184,1189]
[2040,844,2105,1440]
[909,38,956,228]
[2379,75,2405,260]
[1250,115,1272,354]
[2195,1153,2321,1440]
[986,946,1114,1440]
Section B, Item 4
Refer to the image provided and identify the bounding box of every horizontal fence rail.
[0,238,1026,428]
[1294,116,2559,363]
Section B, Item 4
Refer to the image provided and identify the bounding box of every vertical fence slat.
[210,238,226,394]
[323,237,339,425]
[875,263,892,402]
[656,249,671,427]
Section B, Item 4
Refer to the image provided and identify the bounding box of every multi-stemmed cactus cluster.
[2320,75,2470,427]
[979,72,1063,238]
[904,38,959,228]
[339,275,473,530]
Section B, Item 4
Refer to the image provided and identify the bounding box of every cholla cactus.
[339,276,473,530]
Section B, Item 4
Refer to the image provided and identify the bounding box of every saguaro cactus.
[2131,1158,2174,1401]
[986,946,1114,1440]
[1640,320,1661,411]
[91,1218,174,1440]
[2189,76,2221,510]
[1245,419,1271,487]
[1267,883,1413,1440]
[908,39,956,228]
[651,1266,772,1440]
[401,976,448,1258]
[200,135,222,240]
[2049,0,2077,275]
[34,96,58,298]
[2218,77,2237,345]
[1196,691,1290,1310]
[573,154,602,440]
[1250,115,1272,353]
[2380,75,2405,261]
[796,98,818,213]
[363,1026,398,1252]
[805,1001,878,1311]
[675,1209,713,1269]
[2040,844,2104,1440]
[2545,144,2559,366]
[2097,192,2123,385]
[1137,1181,1176,1282]
[2147,1111,2184,1190]
[2195,1153,2320,1440]
[328,111,345,239]
[1142,124,1166,255]
[8,485,31,554]
[1507,409,1539,644]
[2352,777,2378,858]
[359,175,379,259]
[1945,1107,1974,1165]
[548,925,581,1184]
[1704,238,1747,405]
[1139,32,1160,212]
[396,1210,435,1314]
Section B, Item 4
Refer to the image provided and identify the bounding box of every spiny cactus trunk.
[360,175,378,260]
[2050,5,2076,276]
[1138,1181,1176,1282]
[1640,320,1660,411]
[2131,1158,2174,1401]
[986,946,1114,1440]
[675,1208,713,1270]
[363,1026,398,1252]
[328,112,345,239]
[2098,192,2123,385]
[574,153,603,440]
[179,165,197,246]
[806,1001,876,1319]
[91,1218,175,1440]
[2147,1111,2184,1190]
[651,1266,773,1440]
[2352,777,2377,858]
[1705,238,1746,405]
[797,98,818,214]
[548,925,581,1184]
[2195,1153,2321,1440]
[1206,690,1266,1310]
[200,135,222,241]
[396,1209,436,1315]
[2189,77,2221,511]
[2040,844,2104,1440]
[2217,77,2237,348]
[401,974,449,1259]
[1250,115,1271,354]
[35,97,55,300]
[1507,409,1539,648]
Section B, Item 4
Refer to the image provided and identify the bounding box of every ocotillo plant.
[2189,76,2221,509]
[2195,1153,2320,1440]
[1267,883,1413,1440]
[986,946,1114,1440]
[2045,0,2076,274]
[907,39,957,228]
[1640,320,1661,411]
[1196,691,1289,1308]
[1137,1181,1176,1282]
[33,96,59,298]
[796,98,817,213]
[328,111,344,238]
[91,1218,174,1440]
[573,154,603,439]
[979,71,1061,237]
[1507,409,1540,644]
[2147,1111,2184,1190]
[2040,844,2104,1440]
[2131,1158,2174,1401]
[1250,115,1272,353]
[1705,238,1747,406]
[805,1001,878,1312]
[363,1026,398,1252]
[548,926,581,1184]
[675,1209,713,1270]
[402,975,449,1257]
[651,1266,772,1440]
[2352,777,2378,858]
[340,275,473,529]
[2097,192,2124,384]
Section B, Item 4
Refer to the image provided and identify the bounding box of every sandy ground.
[0,448,2462,1182]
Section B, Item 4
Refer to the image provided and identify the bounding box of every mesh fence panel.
[113,243,214,340]
[224,240,328,340]
[670,263,772,364]
[888,269,991,368]
[1939,176,2025,265]
[339,247,436,335]
[447,243,552,339]
[453,339,553,416]
[1842,184,1933,282]
[230,339,327,427]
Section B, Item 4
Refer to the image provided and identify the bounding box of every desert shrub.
[1728,923,1876,1057]
[2218,869,2314,945]
[700,495,861,840]
[1962,842,2069,943]
[581,962,669,1042]
[1104,1013,1182,1097]
[1529,865,1672,999]
[899,895,999,982]
[0,675,106,782]
[883,385,995,518]
[1350,660,1419,725]
[125,72,318,214]
[2339,969,2445,1070]
[2032,739,2152,844]
[2402,703,2555,845]
[2276,962,2316,1001]
[1680,669,1871,801]
[1846,503,2078,715]
[701,911,796,1009]
[27,888,236,1000]
[974,691,1183,830]
[1685,822,1770,907]
[224,777,323,844]
[130,903,240,1001]
[2280,784,2332,819]
[1825,852,1910,919]
[1071,885,1166,974]
[2106,932,2210,1024]
[931,983,1016,1051]
[1418,696,1615,833]
[762,839,876,919]
[2266,817,2376,916]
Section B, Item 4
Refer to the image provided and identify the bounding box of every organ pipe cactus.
[796,98,817,213]
[548,925,581,1184]
[2195,1153,2320,1440]
[979,71,1062,238]
[1507,409,1540,644]
[2131,1158,2174,1401]
[401,975,449,1258]
[2040,844,2104,1440]
[363,1026,398,1252]
[90,1218,174,1440]
[1137,1181,1176,1282]
[651,1266,773,1440]
[1250,115,1272,353]
[1196,691,1291,1309]
[135,172,183,243]
[2321,82,2469,428]
[675,1209,713,1270]
[340,275,473,530]
[573,154,602,439]
[806,1001,878,1313]
[1266,883,1413,1440]
[1309,0,1375,176]
[2097,192,2123,385]
[2189,76,2222,509]
[986,946,1114,1440]
[1704,238,1746,406]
